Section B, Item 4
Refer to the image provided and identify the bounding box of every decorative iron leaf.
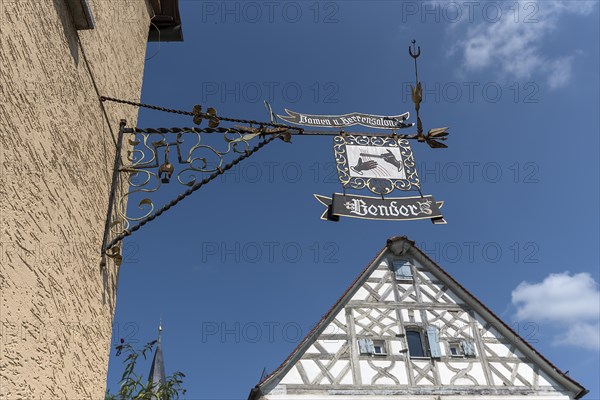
[411,83,422,104]
[427,139,448,149]
[427,127,449,137]
[152,138,167,146]
[138,198,152,206]
[241,132,261,142]
[208,118,220,128]
[280,132,292,143]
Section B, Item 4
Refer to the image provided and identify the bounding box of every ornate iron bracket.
[99,120,289,265]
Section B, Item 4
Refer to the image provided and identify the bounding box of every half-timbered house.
[248,236,587,400]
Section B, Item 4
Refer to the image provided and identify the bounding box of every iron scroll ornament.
[334,135,420,195]
[114,127,268,230]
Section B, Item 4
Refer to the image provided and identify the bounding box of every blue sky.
[106,1,599,398]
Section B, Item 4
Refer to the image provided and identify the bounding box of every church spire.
[158,319,162,343]
[148,320,166,393]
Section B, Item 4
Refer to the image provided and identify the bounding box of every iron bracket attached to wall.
[100,119,127,267]
[98,107,297,266]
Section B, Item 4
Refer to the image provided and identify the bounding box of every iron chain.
[100,96,303,132]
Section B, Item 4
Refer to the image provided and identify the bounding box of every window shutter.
[460,340,476,356]
[426,326,442,358]
[393,259,413,279]
[367,339,376,354]
[467,341,476,356]
[358,338,374,354]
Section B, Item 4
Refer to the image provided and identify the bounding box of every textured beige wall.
[0,0,151,397]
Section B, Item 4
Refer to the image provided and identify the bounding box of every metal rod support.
[100,119,127,267]
[122,127,426,139]
[293,130,415,137]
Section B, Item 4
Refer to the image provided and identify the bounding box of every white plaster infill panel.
[279,367,303,385]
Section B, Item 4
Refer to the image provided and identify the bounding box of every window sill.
[360,353,388,357]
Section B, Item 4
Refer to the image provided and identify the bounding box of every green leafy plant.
[105,340,186,400]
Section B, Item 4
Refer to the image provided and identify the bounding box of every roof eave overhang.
[576,389,590,399]
[148,0,183,42]
[65,0,95,30]
[148,25,183,42]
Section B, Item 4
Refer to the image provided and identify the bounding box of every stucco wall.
[0,0,150,397]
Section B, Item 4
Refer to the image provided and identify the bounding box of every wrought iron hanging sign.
[309,40,447,224]
[97,40,448,266]
[313,133,446,223]
[312,134,445,223]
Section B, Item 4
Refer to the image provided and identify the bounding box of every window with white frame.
[448,341,463,356]
[372,340,386,355]
[358,338,387,356]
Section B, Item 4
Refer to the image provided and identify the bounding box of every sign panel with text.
[315,193,446,224]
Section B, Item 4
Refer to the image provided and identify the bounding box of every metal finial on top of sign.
[409,39,421,73]
[410,39,423,142]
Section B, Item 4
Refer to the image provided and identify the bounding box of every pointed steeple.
[148,320,166,392]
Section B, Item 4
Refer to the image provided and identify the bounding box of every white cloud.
[546,56,575,90]
[444,0,597,89]
[512,272,600,322]
[554,322,600,351]
[512,272,600,351]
